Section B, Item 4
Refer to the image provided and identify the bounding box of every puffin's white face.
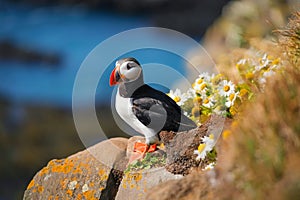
[110,59,142,86]
[118,60,142,82]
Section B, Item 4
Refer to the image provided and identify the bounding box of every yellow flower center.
[174,96,181,103]
[272,58,280,65]
[245,72,254,80]
[229,93,235,101]
[197,143,206,153]
[203,98,209,104]
[200,83,207,90]
[239,89,248,97]
[229,106,237,116]
[223,85,230,92]
[197,78,203,84]
[192,83,195,89]
[193,97,202,104]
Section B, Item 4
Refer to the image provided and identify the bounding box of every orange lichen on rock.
[83,190,96,199]
[27,179,35,190]
[59,179,68,189]
[66,189,73,196]
[37,185,44,193]
[122,172,143,189]
[39,167,49,176]
[76,193,82,200]
[24,138,129,199]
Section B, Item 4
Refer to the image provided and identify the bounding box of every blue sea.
[0,1,201,108]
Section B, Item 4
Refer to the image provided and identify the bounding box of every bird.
[109,57,196,157]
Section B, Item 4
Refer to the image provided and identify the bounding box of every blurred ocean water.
[0,1,197,108]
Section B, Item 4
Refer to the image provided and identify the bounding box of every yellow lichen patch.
[122,172,143,189]
[89,182,95,187]
[98,169,109,181]
[27,179,35,190]
[76,193,82,200]
[66,189,73,196]
[99,187,105,191]
[37,185,44,193]
[98,169,105,176]
[60,179,68,189]
[47,195,53,200]
[73,167,83,174]
[102,174,108,181]
[48,159,63,167]
[51,163,63,173]
[48,158,78,174]
[83,190,96,199]
[39,167,50,176]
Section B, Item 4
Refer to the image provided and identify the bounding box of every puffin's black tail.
[178,113,197,131]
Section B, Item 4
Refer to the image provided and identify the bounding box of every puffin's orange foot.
[128,142,157,163]
[134,142,157,153]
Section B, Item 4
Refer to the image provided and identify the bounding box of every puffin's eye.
[127,64,133,70]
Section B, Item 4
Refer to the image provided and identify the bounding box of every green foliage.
[124,153,166,173]
[206,148,217,163]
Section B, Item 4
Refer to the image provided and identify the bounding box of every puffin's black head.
[109,57,142,86]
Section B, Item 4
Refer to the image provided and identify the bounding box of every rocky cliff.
[23,115,225,200]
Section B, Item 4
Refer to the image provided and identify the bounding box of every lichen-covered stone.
[115,167,182,200]
[23,137,128,200]
[161,115,225,175]
[146,171,215,200]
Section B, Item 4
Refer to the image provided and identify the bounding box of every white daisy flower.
[255,53,271,71]
[194,134,215,160]
[167,89,188,106]
[193,73,213,95]
[186,88,196,99]
[263,69,275,77]
[198,72,211,82]
[193,81,208,95]
[202,96,215,108]
[225,92,239,108]
[202,162,215,171]
[237,58,247,65]
[219,80,236,97]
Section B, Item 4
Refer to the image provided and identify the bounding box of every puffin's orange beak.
[109,66,121,86]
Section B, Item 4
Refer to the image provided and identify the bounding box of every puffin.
[109,57,196,156]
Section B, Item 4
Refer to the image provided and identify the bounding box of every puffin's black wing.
[131,85,196,132]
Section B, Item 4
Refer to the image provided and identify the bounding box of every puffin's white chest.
[115,90,143,132]
[115,88,157,143]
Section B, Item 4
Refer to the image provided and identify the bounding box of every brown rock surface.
[23,137,128,200]
[23,115,227,200]
[162,115,225,175]
[116,167,183,200]
[146,171,215,200]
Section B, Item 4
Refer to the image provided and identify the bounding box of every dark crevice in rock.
[99,157,128,200]
[99,168,122,200]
